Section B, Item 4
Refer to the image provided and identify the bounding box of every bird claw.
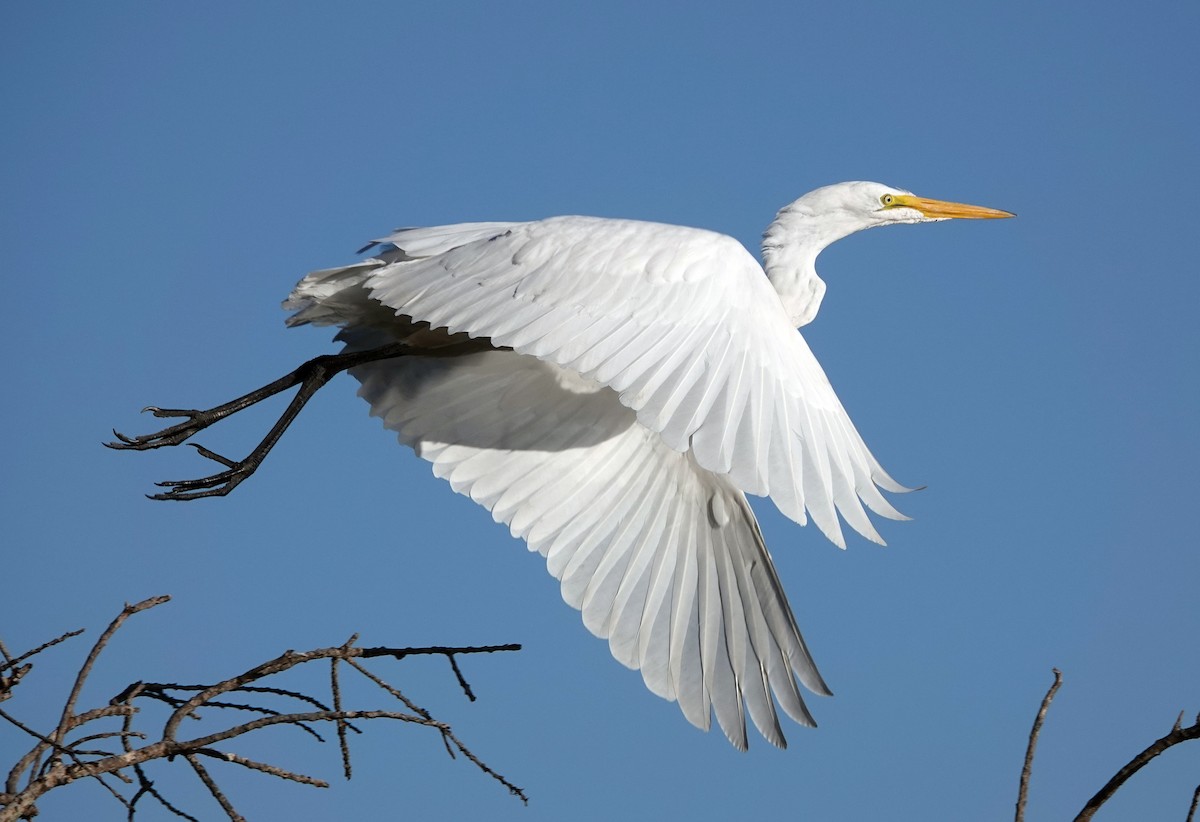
[110,342,412,501]
[116,434,253,500]
[149,461,251,501]
[142,405,195,418]
[190,443,238,468]
[110,401,266,498]
[105,408,216,452]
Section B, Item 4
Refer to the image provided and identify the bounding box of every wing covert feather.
[364,217,907,548]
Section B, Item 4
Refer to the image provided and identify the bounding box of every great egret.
[111,181,1012,750]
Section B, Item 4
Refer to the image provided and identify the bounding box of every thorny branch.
[0,596,524,821]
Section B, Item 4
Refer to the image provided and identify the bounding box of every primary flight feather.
[280,181,1012,749]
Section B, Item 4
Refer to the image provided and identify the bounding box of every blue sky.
[3,2,1197,820]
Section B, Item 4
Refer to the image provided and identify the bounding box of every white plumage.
[283,181,1012,749]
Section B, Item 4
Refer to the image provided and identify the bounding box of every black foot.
[108,342,413,501]
[149,444,255,500]
[107,405,234,452]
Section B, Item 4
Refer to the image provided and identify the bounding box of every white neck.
[761,198,868,327]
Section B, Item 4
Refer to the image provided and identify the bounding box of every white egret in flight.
[111,181,1012,749]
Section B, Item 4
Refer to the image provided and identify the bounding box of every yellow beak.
[892,194,1015,220]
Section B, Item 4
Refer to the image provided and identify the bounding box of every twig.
[0,602,524,821]
[2,595,523,820]
[69,731,146,748]
[1016,668,1062,822]
[129,761,199,821]
[193,748,328,788]
[447,654,476,702]
[184,754,244,822]
[0,701,136,812]
[1,629,86,706]
[345,658,430,719]
[332,635,354,780]
[1186,782,1200,822]
[435,723,528,803]
[359,644,522,660]
[1073,711,1200,822]
[3,705,129,793]
[0,629,85,675]
[53,597,169,748]
[359,643,522,702]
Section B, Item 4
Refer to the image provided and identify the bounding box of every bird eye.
[880,194,895,207]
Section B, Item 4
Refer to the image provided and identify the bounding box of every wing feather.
[698,530,745,749]
[281,213,904,747]
[362,216,907,548]
[634,504,680,700]
[349,348,827,747]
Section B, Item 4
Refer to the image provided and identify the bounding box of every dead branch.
[0,596,524,821]
[1016,668,1200,822]
[1073,710,1200,822]
[1015,668,1062,822]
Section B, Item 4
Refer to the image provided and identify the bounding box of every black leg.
[107,342,412,500]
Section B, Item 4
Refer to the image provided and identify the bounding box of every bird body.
[283,182,1012,749]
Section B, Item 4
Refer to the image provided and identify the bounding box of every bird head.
[793,181,1015,232]
[763,181,1014,326]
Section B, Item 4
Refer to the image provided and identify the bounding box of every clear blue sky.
[3,2,1197,820]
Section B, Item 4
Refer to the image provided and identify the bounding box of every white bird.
[115,181,1011,750]
[277,181,1012,749]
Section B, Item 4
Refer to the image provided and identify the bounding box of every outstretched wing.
[364,217,908,548]
[349,347,831,749]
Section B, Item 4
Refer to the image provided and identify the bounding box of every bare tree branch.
[1015,668,1062,822]
[331,635,354,780]
[1073,710,1200,822]
[0,629,85,679]
[0,597,525,821]
[54,597,170,748]
[129,760,200,821]
[1014,668,1200,821]
[184,754,244,822]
